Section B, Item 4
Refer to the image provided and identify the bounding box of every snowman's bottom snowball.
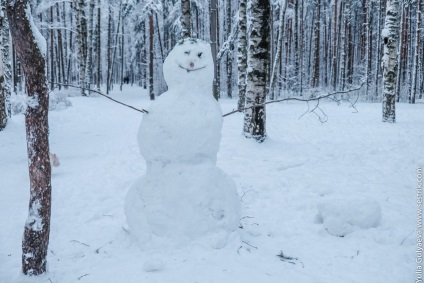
[125,163,241,250]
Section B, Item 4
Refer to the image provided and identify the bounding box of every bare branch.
[223,81,365,118]
[49,82,148,114]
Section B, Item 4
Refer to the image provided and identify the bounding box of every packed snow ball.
[316,198,382,237]
[125,38,241,251]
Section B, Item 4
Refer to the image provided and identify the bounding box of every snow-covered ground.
[0,87,421,283]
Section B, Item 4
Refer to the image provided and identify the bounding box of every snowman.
[125,38,241,250]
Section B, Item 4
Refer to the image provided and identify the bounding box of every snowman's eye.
[184,51,191,55]
[198,52,203,58]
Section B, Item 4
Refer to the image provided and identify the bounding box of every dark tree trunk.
[106,7,111,94]
[312,0,321,88]
[149,13,154,100]
[6,0,51,276]
[96,0,101,91]
[210,0,219,100]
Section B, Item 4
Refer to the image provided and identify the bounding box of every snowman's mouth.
[178,64,206,73]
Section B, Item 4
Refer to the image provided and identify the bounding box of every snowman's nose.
[190,62,194,68]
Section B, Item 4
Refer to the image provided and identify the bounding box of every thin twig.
[400,230,414,245]
[78,274,89,280]
[223,81,365,117]
[49,82,149,114]
[70,240,90,247]
[242,240,258,250]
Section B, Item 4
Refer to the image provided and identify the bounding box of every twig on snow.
[70,240,90,247]
[48,82,149,114]
[78,274,89,280]
[223,81,365,118]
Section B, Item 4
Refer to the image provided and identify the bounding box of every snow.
[25,199,43,232]
[126,39,241,250]
[0,86,422,283]
[162,38,214,93]
[143,258,165,272]
[381,28,389,39]
[26,3,47,57]
[316,198,382,237]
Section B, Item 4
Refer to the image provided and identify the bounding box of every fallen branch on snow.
[222,81,365,118]
[49,82,149,114]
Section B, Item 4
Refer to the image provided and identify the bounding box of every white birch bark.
[382,0,400,123]
[243,0,270,142]
[1,0,11,127]
[180,0,191,39]
[269,0,286,99]
[237,0,247,110]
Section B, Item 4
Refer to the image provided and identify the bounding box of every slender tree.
[225,0,232,98]
[85,0,95,94]
[410,0,422,104]
[149,13,154,100]
[96,0,101,91]
[6,0,52,275]
[312,0,321,88]
[0,0,11,124]
[181,0,191,39]
[382,0,400,123]
[243,0,270,142]
[269,0,287,99]
[237,0,247,110]
[210,0,219,99]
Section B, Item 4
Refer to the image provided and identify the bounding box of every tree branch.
[49,82,149,114]
[222,81,365,118]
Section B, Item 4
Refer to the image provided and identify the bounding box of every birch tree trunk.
[210,0,219,99]
[243,0,270,142]
[85,0,95,94]
[96,0,101,91]
[269,1,286,99]
[410,0,422,104]
[106,7,111,94]
[312,0,321,88]
[0,0,7,130]
[382,0,400,123]
[75,0,87,96]
[225,0,232,98]
[237,0,247,110]
[6,0,51,275]
[149,13,154,100]
[1,0,11,125]
[180,0,191,39]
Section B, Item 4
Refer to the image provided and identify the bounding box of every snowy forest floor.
[0,86,422,283]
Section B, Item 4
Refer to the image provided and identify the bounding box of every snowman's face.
[178,47,207,73]
[163,39,213,91]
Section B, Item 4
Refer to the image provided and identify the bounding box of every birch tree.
[85,0,95,94]
[181,0,191,39]
[382,0,400,123]
[410,0,422,104]
[243,0,270,142]
[237,0,247,110]
[0,0,11,129]
[210,0,218,99]
[6,0,52,275]
[75,0,87,95]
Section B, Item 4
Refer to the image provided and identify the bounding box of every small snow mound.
[316,198,382,237]
[13,273,50,283]
[143,258,164,272]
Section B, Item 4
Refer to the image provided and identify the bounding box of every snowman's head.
[163,38,214,93]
